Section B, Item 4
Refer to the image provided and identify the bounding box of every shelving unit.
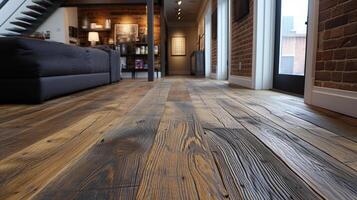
[120,42,160,78]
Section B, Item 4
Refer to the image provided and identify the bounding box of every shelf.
[81,28,111,32]
[121,54,160,57]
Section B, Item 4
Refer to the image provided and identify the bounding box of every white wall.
[36,7,78,44]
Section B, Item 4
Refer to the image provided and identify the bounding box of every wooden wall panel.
[77,5,160,46]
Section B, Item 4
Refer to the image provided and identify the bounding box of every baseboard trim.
[121,72,161,79]
[311,86,357,118]
[210,73,217,79]
[229,75,253,89]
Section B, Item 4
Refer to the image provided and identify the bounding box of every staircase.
[0,0,63,37]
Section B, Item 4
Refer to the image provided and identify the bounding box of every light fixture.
[177,8,182,12]
[88,32,99,46]
[177,11,181,15]
[177,0,182,5]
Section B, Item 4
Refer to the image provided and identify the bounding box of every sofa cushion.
[0,37,109,78]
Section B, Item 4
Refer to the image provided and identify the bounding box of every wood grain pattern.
[33,81,171,200]
[137,81,228,199]
[0,78,356,200]
[188,84,322,200]
[0,81,153,200]
[188,79,357,200]
[0,82,144,160]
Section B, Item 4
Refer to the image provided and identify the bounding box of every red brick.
[316,61,325,70]
[336,61,346,71]
[325,61,336,70]
[330,27,344,38]
[346,48,357,59]
[333,49,346,59]
[344,0,357,13]
[349,10,357,22]
[322,50,333,59]
[320,0,338,11]
[316,71,331,81]
[344,22,357,36]
[325,15,348,30]
[331,72,343,82]
[343,72,357,82]
[346,60,357,71]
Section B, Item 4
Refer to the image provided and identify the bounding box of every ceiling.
[164,0,204,25]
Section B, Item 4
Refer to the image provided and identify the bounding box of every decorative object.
[140,46,146,54]
[136,47,141,55]
[108,38,114,45]
[95,24,103,29]
[88,32,99,46]
[120,57,127,69]
[69,26,78,38]
[139,26,147,42]
[172,36,186,56]
[90,23,97,29]
[135,59,144,69]
[234,0,250,21]
[82,16,89,29]
[114,24,139,43]
[105,19,111,29]
[120,44,128,55]
[154,45,159,55]
[145,46,148,54]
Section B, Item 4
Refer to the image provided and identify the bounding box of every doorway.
[273,0,309,95]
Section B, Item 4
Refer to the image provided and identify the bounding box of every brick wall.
[315,0,357,91]
[230,0,254,77]
[211,0,217,74]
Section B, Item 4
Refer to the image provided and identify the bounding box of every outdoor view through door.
[274,0,308,95]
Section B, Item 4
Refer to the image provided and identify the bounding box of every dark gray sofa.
[0,37,120,103]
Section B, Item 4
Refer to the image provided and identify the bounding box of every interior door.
[273,0,309,95]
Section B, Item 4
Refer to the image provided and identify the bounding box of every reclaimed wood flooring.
[0,78,356,200]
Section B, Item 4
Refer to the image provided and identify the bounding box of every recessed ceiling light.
[177,8,182,12]
[177,11,181,15]
[177,0,182,5]
[178,16,182,20]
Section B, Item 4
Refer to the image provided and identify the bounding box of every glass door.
[273,0,309,95]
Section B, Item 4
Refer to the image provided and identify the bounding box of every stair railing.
[0,0,29,27]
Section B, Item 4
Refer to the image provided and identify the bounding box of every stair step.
[21,11,42,18]
[32,0,53,7]
[27,5,47,13]
[16,17,37,23]
[1,32,21,37]
[6,27,27,34]
[10,21,32,28]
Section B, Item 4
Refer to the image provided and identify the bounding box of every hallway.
[0,78,356,200]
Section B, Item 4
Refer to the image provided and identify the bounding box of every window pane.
[279,0,308,76]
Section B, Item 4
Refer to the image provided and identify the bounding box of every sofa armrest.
[109,50,120,83]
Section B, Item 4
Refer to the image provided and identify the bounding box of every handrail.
[0,0,28,27]
[0,0,10,9]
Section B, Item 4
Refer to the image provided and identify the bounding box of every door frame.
[273,0,308,95]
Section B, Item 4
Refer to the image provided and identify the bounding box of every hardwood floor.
[0,78,356,200]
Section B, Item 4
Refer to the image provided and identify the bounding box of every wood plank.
[0,82,152,200]
[187,80,357,200]
[0,82,148,160]
[0,84,115,125]
[136,87,228,199]
[188,83,322,199]
[33,80,171,200]
[209,82,357,169]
